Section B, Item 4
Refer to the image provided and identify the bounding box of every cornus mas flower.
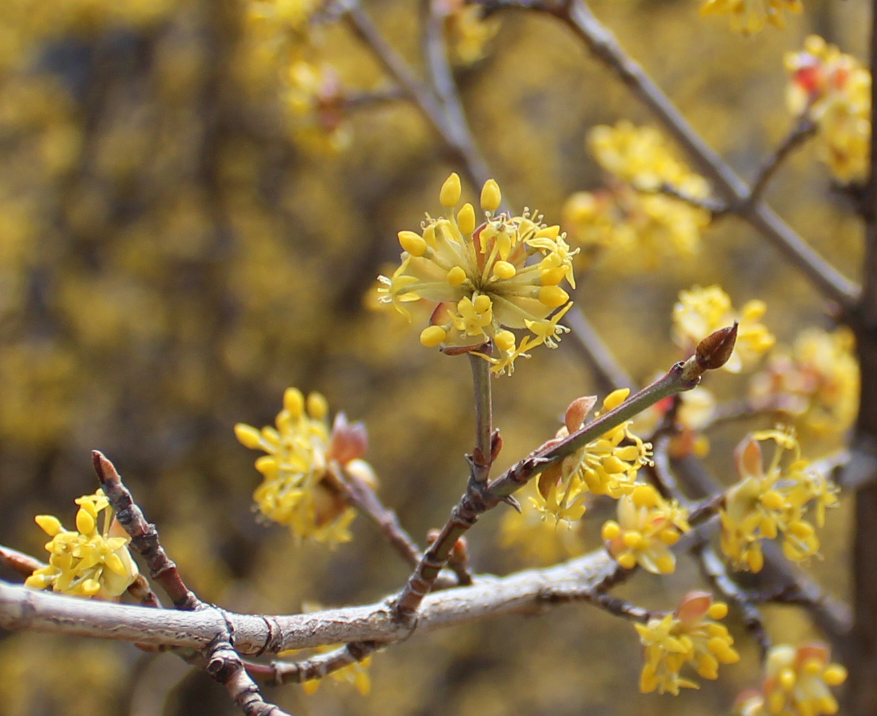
[735,643,847,716]
[699,0,802,36]
[235,388,376,545]
[673,285,775,373]
[750,327,859,440]
[563,122,710,270]
[720,428,839,572]
[377,173,577,375]
[499,484,585,564]
[437,0,500,66]
[636,591,740,695]
[25,490,139,599]
[785,35,871,183]
[531,390,653,524]
[602,483,690,574]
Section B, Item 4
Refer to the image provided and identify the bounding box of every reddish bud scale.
[695,323,738,371]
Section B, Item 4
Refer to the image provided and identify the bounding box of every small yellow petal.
[493,261,516,280]
[235,423,264,450]
[538,285,569,308]
[307,392,328,420]
[283,388,305,417]
[76,508,96,535]
[447,266,467,286]
[34,515,63,537]
[398,230,428,257]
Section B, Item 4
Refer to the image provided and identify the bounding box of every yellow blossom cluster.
[673,285,775,373]
[283,61,351,152]
[563,122,710,270]
[602,483,690,574]
[720,428,839,572]
[735,643,847,716]
[785,35,871,183]
[531,389,653,523]
[499,485,585,565]
[750,327,859,440]
[437,0,500,66]
[378,173,577,374]
[235,388,377,545]
[25,490,139,599]
[636,592,740,694]
[699,0,802,35]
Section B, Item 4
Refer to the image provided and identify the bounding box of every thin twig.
[0,545,45,578]
[468,354,495,484]
[207,637,293,716]
[745,115,818,209]
[695,543,771,659]
[92,451,200,610]
[246,642,378,686]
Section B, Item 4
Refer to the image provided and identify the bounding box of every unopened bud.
[695,323,738,370]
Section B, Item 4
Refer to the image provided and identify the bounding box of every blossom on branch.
[720,428,839,572]
[699,0,802,36]
[602,483,689,574]
[563,122,710,270]
[378,173,577,374]
[235,388,376,545]
[673,285,774,373]
[735,643,847,716]
[25,490,139,599]
[531,389,652,524]
[785,35,871,183]
[636,591,739,694]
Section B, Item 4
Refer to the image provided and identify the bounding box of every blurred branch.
[0,545,45,578]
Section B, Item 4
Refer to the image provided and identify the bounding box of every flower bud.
[440,172,462,207]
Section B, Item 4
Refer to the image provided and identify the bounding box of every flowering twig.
[476,0,858,308]
[92,451,199,610]
[694,542,771,658]
[392,325,738,620]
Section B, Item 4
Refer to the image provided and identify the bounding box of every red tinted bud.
[695,323,738,370]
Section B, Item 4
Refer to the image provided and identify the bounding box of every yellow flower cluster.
[532,389,653,523]
[499,485,585,565]
[25,490,139,599]
[378,173,577,374]
[235,388,376,545]
[602,483,690,574]
[636,592,740,695]
[283,61,351,153]
[785,35,871,183]
[735,643,847,716]
[720,428,839,572]
[699,0,802,35]
[437,0,500,66]
[563,122,710,270]
[673,285,775,373]
[750,327,859,440]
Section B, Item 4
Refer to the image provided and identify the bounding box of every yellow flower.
[673,285,775,373]
[602,483,689,574]
[531,389,652,524]
[636,592,739,695]
[437,0,500,66]
[564,123,710,270]
[720,428,838,572]
[24,490,139,599]
[499,483,585,565]
[750,327,859,440]
[283,61,351,154]
[699,0,803,36]
[785,36,870,182]
[632,385,716,458]
[235,388,376,545]
[377,174,577,374]
[734,643,847,716]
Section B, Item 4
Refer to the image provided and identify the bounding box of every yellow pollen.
[440,172,462,207]
[457,203,476,235]
[420,326,448,347]
[481,179,502,212]
[398,230,428,256]
[493,260,516,280]
[538,285,569,308]
[447,266,467,286]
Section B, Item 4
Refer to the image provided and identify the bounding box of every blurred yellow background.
[0,0,864,714]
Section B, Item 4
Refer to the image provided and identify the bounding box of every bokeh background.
[0,0,866,714]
